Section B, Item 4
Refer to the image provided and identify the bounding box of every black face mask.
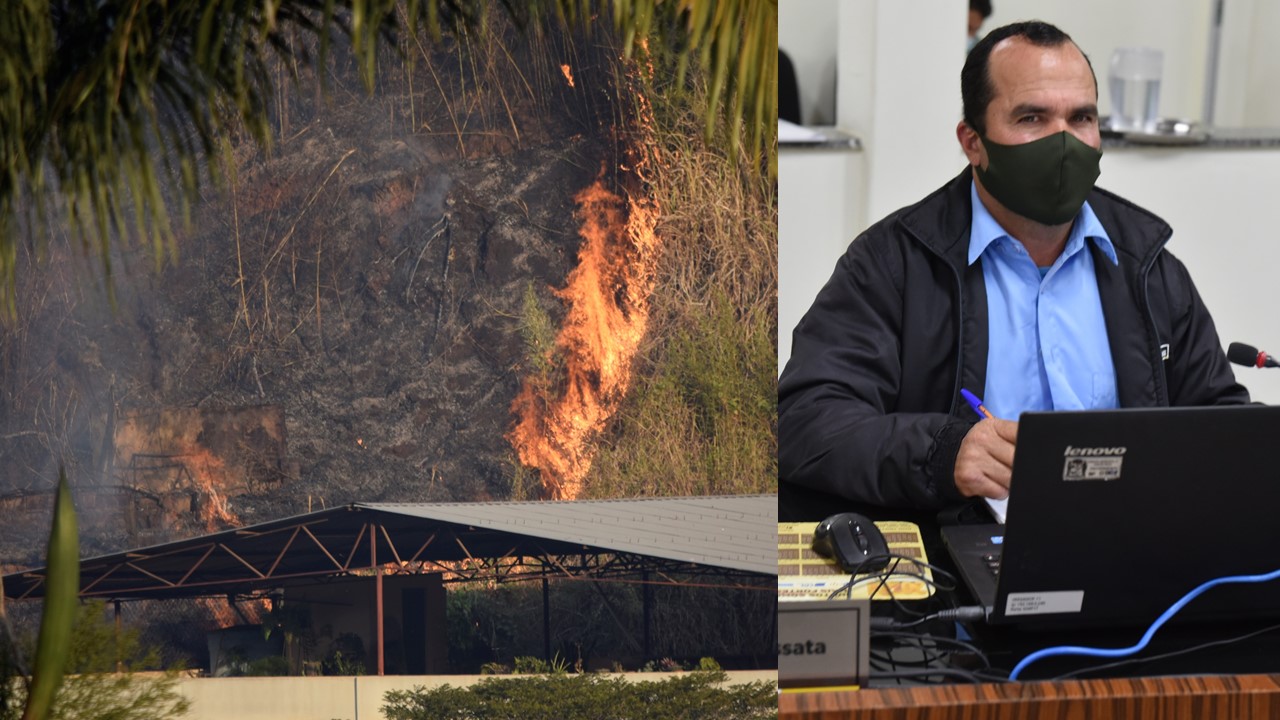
[975,131,1103,226]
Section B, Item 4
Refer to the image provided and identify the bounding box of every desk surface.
[779,673,1280,719]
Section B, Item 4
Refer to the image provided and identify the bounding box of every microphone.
[1228,342,1280,368]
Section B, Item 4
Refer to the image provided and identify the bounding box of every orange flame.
[507,177,660,499]
[113,408,263,533]
[180,447,241,531]
[560,64,575,87]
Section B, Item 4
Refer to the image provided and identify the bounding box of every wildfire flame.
[560,64,575,87]
[183,448,240,530]
[507,176,660,499]
[114,410,245,533]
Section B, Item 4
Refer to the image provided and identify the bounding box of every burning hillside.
[507,171,661,499]
[0,15,665,559]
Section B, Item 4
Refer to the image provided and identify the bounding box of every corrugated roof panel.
[361,495,777,576]
[4,494,778,601]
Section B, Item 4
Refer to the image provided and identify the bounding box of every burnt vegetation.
[0,8,776,565]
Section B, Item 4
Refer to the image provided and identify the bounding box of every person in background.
[968,0,992,52]
[778,21,1248,521]
[780,49,802,125]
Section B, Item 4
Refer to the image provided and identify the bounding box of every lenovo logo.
[1064,445,1127,457]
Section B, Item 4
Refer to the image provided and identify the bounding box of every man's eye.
[1017,115,1040,123]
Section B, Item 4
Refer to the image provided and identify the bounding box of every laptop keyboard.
[982,550,1002,579]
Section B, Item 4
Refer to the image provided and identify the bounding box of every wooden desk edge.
[779,673,1280,719]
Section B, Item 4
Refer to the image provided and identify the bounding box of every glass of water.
[1108,47,1163,133]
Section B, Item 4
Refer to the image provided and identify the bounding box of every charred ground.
[0,19,651,560]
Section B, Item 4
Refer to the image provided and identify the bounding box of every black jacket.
[779,170,1249,515]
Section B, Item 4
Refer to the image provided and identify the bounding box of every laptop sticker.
[1062,446,1124,481]
[1006,590,1085,616]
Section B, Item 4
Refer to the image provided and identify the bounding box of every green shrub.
[238,655,290,677]
[519,281,557,376]
[8,600,190,720]
[382,671,777,720]
[443,580,773,674]
[321,633,367,676]
[512,654,569,675]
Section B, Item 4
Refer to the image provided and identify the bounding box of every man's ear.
[956,121,983,167]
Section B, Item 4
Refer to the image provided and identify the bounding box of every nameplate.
[777,598,870,689]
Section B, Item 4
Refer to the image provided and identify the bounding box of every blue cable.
[1009,567,1280,680]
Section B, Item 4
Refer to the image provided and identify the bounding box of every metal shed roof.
[3,494,777,601]
[364,494,777,574]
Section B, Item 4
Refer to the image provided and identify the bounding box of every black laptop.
[942,405,1280,629]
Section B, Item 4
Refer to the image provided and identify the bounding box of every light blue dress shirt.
[968,182,1120,419]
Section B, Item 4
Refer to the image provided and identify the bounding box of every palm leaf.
[20,468,80,720]
[0,0,775,315]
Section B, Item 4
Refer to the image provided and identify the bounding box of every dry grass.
[580,69,777,499]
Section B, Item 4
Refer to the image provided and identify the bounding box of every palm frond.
[0,0,774,314]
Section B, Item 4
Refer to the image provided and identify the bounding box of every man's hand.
[954,418,1019,499]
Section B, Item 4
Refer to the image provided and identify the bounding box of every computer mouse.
[811,512,891,574]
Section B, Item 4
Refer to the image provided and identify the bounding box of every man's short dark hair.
[970,0,992,18]
[961,20,1096,136]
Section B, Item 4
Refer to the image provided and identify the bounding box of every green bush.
[513,654,569,675]
[7,600,190,720]
[237,655,290,677]
[519,281,558,376]
[321,633,367,676]
[443,580,773,673]
[382,671,777,720]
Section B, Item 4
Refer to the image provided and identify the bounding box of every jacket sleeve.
[778,233,972,510]
[1153,253,1251,406]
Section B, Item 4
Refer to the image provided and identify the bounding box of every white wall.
[778,148,864,371]
[779,0,965,370]
[779,0,839,125]
[780,0,1280,129]
[836,0,967,223]
[988,0,1280,127]
[1222,0,1280,126]
[174,671,779,720]
[1099,147,1280,404]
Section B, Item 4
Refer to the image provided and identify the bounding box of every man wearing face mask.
[778,21,1248,520]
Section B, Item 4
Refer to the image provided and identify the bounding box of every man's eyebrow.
[1008,103,1049,117]
[1008,103,1099,117]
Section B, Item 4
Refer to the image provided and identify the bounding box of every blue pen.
[960,388,994,419]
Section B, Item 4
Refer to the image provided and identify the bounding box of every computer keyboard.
[982,550,1002,579]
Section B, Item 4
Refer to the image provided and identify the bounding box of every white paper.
[985,496,1008,524]
[779,119,825,144]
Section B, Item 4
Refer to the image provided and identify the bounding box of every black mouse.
[811,512,891,574]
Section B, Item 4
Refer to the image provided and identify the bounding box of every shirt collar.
[967,180,1118,267]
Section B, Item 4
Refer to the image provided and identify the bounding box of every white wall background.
[981,1,1214,124]
[781,0,1280,129]
[779,0,839,125]
[779,0,1280,403]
